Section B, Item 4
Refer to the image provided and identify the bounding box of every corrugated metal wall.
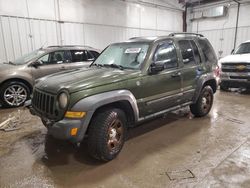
[0,16,59,62]
[0,0,183,63]
[188,1,250,58]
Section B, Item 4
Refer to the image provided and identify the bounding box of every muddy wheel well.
[86,100,136,134]
[203,79,217,93]
[0,78,33,93]
[95,101,135,125]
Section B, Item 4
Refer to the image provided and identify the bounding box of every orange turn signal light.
[65,111,86,118]
[71,128,78,136]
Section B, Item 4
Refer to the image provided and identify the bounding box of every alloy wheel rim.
[201,91,212,113]
[107,118,123,154]
[4,85,27,106]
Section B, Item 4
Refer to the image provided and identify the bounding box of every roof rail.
[129,37,141,40]
[169,32,204,37]
[47,45,94,48]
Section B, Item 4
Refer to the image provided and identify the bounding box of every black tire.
[190,86,214,117]
[0,81,30,107]
[87,108,127,162]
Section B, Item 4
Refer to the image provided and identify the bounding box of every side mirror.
[31,61,43,68]
[149,61,164,74]
[231,49,234,54]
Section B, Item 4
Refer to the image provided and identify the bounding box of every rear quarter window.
[198,39,217,63]
[71,50,87,62]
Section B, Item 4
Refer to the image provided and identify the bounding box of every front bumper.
[47,119,83,142]
[29,106,89,143]
[219,72,250,88]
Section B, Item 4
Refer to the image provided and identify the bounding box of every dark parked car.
[0,45,100,107]
[30,33,218,161]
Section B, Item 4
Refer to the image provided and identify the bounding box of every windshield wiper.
[103,64,124,70]
[92,63,133,70]
[90,63,103,67]
[8,61,15,65]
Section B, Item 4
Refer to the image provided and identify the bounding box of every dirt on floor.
[0,106,43,157]
[0,90,250,188]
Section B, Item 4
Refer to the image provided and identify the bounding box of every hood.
[0,63,26,75]
[36,67,141,94]
[219,54,250,64]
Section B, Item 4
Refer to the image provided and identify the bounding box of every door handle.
[60,66,66,70]
[171,72,181,78]
[197,67,205,71]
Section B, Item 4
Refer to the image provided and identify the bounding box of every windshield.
[234,42,250,54]
[13,49,46,64]
[93,42,149,70]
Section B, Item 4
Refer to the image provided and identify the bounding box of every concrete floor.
[0,90,250,188]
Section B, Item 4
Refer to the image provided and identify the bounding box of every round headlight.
[58,92,68,109]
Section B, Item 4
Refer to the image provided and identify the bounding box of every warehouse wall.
[187,1,250,58]
[0,0,183,63]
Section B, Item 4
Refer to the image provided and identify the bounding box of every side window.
[38,54,49,64]
[178,40,196,66]
[63,51,72,63]
[38,51,71,65]
[198,39,217,63]
[86,51,95,61]
[89,50,100,59]
[154,41,178,69]
[71,50,88,62]
[49,51,65,64]
[190,40,201,64]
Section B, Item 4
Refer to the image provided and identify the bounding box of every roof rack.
[47,45,94,48]
[129,37,139,40]
[169,32,204,37]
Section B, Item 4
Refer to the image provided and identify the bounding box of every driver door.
[139,40,182,115]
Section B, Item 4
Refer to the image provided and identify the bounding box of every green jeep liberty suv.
[30,33,218,161]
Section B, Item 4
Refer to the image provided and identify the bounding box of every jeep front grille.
[221,63,250,73]
[32,89,57,119]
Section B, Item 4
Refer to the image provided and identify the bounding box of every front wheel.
[190,86,214,117]
[87,108,127,162]
[0,81,30,107]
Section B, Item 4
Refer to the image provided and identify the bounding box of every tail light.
[214,65,220,77]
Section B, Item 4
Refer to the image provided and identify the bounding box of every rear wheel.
[87,108,127,161]
[0,81,30,107]
[190,86,214,117]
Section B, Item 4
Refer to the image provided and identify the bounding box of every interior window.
[154,41,178,69]
[178,40,196,66]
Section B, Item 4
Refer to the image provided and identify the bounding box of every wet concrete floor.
[0,90,250,188]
